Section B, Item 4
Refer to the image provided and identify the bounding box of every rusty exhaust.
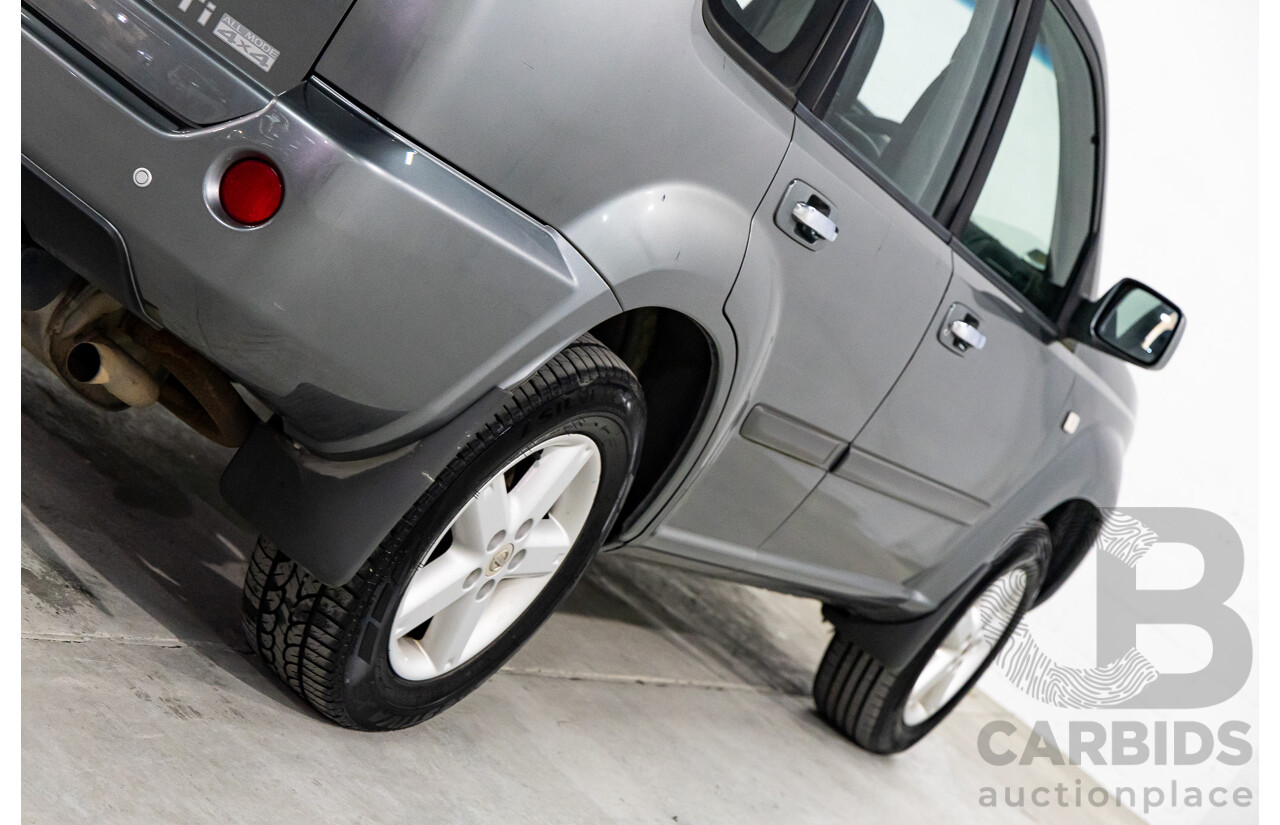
[122,317,255,448]
[65,337,161,408]
[25,281,257,449]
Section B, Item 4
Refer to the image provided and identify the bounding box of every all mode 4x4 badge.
[211,12,281,73]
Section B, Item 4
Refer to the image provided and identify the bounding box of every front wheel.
[241,336,645,730]
[813,522,1049,753]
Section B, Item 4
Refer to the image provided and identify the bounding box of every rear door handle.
[773,180,840,249]
[948,320,986,350]
[939,303,985,354]
[790,203,839,243]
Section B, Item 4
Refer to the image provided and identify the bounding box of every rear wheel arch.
[589,307,720,534]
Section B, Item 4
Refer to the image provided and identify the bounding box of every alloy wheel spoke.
[387,433,603,682]
[452,476,512,552]
[507,518,572,578]
[960,640,994,675]
[948,605,983,649]
[391,550,480,639]
[913,647,956,704]
[510,442,592,526]
[915,654,964,715]
[419,587,492,671]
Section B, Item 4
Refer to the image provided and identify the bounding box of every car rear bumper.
[21,9,620,458]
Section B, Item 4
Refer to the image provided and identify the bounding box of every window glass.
[960,3,1098,316]
[820,0,1015,212]
[718,0,821,54]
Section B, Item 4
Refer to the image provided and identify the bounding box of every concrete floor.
[21,353,1142,825]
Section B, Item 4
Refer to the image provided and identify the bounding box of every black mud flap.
[822,564,990,674]
[221,387,512,587]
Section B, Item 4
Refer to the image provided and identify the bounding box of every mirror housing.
[1066,279,1185,370]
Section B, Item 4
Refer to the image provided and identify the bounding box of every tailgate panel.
[144,0,354,91]
[26,0,355,121]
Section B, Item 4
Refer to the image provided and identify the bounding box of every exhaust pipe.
[27,280,256,447]
[65,338,161,408]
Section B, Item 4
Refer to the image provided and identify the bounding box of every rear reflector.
[219,158,283,226]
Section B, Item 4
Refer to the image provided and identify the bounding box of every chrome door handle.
[791,203,839,242]
[948,320,986,350]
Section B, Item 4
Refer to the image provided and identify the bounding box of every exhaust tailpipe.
[65,338,161,408]
[27,279,256,447]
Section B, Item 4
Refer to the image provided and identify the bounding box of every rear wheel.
[814,523,1049,753]
[241,336,644,730]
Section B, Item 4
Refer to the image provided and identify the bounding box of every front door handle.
[790,203,839,243]
[948,319,986,350]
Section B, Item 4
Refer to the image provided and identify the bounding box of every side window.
[719,0,819,52]
[710,0,842,86]
[959,2,1099,317]
[819,0,1015,212]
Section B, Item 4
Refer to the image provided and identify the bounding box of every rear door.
[655,0,1017,591]
[761,0,1103,598]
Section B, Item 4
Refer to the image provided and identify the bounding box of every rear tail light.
[219,158,283,225]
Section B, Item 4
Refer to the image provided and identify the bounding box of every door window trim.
[702,0,846,106]
[946,0,1109,334]
[794,104,953,241]
[792,0,1038,245]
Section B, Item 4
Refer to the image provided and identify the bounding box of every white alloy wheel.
[388,433,602,680]
[902,567,1028,726]
[242,335,645,730]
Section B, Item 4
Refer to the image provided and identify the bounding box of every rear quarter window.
[708,0,842,89]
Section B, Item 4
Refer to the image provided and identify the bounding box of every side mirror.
[1067,279,1185,370]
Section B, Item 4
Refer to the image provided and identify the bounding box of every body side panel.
[318,0,797,541]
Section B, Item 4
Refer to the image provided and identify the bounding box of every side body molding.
[823,418,1127,670]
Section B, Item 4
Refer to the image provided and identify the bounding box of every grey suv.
[21,0,1184,752]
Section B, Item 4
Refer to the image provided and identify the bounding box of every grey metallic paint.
[23,0,1144,656]
[317,0,812,548]
[832,450,988,525]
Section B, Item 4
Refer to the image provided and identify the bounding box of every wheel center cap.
[487,544,514,576]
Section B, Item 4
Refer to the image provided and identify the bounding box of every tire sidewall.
[338,379,642,729]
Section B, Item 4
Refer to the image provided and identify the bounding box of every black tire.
[813,522,1050,754]
[241,335,644,730]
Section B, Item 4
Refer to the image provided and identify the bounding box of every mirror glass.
[1096,284,1181,366]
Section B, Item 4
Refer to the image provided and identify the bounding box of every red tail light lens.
[219,158,283,225]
